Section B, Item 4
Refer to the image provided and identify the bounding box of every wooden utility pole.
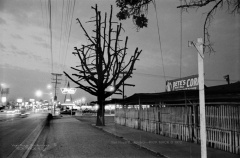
[51,73,62,116]
[196,38,207,158]
[189,38,206,158]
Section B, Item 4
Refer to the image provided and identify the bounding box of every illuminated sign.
[29,99,35,102]
[17,99,23,103]
[1,97,6,103]
[60,88,76,94]
[166,75,199,92]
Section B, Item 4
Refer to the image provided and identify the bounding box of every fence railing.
[114,104,240,154]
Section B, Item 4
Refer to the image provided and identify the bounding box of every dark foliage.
[116,0,152,31]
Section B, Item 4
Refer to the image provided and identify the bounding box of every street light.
[47,84,52,89]
[35,90,53,113]
[36,90,43,97]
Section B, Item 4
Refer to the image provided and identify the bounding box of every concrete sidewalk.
[96,123,239,158]
[27,115,160,158]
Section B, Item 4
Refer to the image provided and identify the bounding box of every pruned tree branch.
[65,4,142,103]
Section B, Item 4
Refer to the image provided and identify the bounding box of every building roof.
[106,82,240,105]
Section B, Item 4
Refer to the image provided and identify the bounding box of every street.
[0,112,48,158]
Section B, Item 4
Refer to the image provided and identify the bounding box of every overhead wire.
[54,0,58,72]
[60,0,70,72]
[59,0,67,73]
[40,0,51,75]
[42,0,53,75]
[62,0,71,71]
[48,0,54,73]
[59,0,64,73]
[153,0,166,83]
[62,0,76,72]
[134,72,176,79]
[180,0,183,78]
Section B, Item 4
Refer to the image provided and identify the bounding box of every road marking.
[21,122,45,158]
[7,114,48,158]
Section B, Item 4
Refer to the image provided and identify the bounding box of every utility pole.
[189,38,207,158]
[51,73,62,116]
[197,38,207,158]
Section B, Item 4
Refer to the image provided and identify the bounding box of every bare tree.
[64,4,142,126]
[116,0,240,53]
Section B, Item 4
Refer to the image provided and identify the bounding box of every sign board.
[17,99,23,103]
[166,75,199,92]
[60,88,76,94]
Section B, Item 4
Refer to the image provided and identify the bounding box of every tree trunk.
[96,93,105,126]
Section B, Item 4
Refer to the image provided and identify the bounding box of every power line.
[134,72,176,79]
[62,0,71,71]
[40,0,51,75]
[48,0,53,73]
[60,0,71,72]
[59,0,64,72]
[41,0,52,75]
[153,0,166,83]
[180,0,183,78]
[63,0,76,72]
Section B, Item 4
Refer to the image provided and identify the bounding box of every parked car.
[60,109,76,115]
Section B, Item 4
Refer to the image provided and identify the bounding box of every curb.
[93,124,168,158]
[7,113,50,158]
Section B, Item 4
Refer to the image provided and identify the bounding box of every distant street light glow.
[36,90,43,97]
[47,84,52,89]
[82,97,85,102]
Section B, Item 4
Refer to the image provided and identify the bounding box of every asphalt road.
[0,112,48,158]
